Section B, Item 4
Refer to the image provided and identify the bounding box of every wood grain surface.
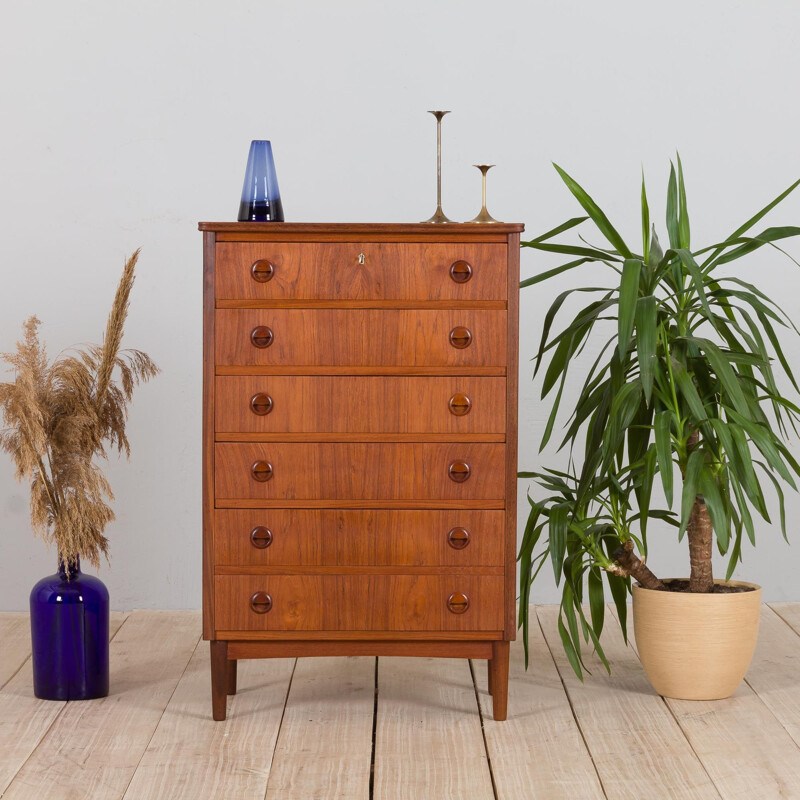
[215,308,507,367]
[214,375,506,435]
[215,241,507,301]
[214,574,504,632]
[214,508,504,567]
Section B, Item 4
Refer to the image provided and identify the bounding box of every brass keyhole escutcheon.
[449,260,473,283]
[358,252,366,265]
[447,527,471,550]
[249,526,273,549]
[448,393,471,416]
[448,461,471,483]
[250,326,274,349]
[449,326,472,349]
[447,592,470,614]
[251,460,274,482]
[250,259,275,283]
[249,592,273,614]
[250,393,274,416]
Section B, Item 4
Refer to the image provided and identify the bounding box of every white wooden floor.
[1,605,800,799]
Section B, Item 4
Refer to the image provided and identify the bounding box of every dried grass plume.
[0,250,159,571]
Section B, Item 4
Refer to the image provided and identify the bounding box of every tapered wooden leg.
[487,661,494,695]
[227,658,238,696]
[210,640,228,721]
[489,641,509,721]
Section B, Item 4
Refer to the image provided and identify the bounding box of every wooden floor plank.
[473,622,605,799]
[538,606,719,799]
[609,602,800,798]
[123,641,295,800]
[265,656,374,800]
[770,602,800,635]
[744,606,800,749]
[0,613,32,689]
[663,617,800,798]
[373,656,494,800]
[2,610,199,800]
[0,612,128,797]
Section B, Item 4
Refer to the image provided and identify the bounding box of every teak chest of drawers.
[200,222,522,721]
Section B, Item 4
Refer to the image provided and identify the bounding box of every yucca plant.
[519,158,800,677]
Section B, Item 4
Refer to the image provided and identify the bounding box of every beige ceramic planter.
[632,579,761,700]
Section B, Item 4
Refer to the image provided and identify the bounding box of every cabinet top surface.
[198,222,525,234]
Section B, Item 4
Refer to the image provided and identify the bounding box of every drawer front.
[215,242,507,301]
[215,376,506,434]
[214,509,504,566]
[215,309,506,367]
[215,442,506,502]
[215,574,504,632]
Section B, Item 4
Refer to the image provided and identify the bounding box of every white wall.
[1,0,799,610]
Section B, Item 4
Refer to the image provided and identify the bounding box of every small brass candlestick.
[469,164,502,224]
[423,111,454,223]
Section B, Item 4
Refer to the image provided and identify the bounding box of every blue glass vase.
[29,557,110,700]
[237,140,284,222]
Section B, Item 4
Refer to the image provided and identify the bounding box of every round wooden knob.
[250,326,274,348]
[447,592,470,614]
[448,393,472,416]
[249,526,273,549]
[249,591,273,614]
[250,259,275,283]
[449,326,472,349]
[448,461,471,483]
[449,260,473,283]
[251,460,273,482]
[447,527,471,550]
[250,393,274,416]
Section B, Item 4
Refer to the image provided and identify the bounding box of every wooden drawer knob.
[447,592,470,614]
[251,460,274,482]
[251,259,275,283]
[448,393,471,416]
[448,461,471,483]
[249,592,273,614]
[250,526,273,549]
[449,326,472,349]
[250,393,274,416]
[250,326,274,348]
[449,260,473,283]
[447,527,471,550]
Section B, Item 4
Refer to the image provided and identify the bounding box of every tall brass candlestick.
[423,111,454,223]
[469,164,501,223]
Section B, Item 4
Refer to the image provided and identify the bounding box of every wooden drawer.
[215,242,507,301]
[214,376,506,435]
[215,309,506,368]
[214,574,504,632]
[214,442,506,503]
[214,509,505,566]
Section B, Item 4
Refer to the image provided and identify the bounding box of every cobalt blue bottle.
[29,557,110,700]
[237,140,284,222]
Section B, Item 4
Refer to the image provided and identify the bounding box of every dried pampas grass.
[0,250,159,572]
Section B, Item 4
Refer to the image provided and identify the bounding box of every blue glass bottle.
[238,140,284,222]
[29,557,110,700]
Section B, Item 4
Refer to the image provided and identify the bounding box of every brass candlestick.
[423,111,454,223]
[469,164,501,223]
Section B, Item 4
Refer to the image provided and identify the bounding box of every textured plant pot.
[632,579,761,700]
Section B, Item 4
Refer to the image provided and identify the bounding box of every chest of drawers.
[200,222,522,721]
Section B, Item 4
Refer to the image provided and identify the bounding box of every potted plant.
[0,250,158,700]
[519,159,800,699]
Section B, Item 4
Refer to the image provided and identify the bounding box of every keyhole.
[358,252,366,265]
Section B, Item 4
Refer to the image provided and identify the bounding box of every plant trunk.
[687,497,714,592]
[612,539,666,591]
[684,429,714,593]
